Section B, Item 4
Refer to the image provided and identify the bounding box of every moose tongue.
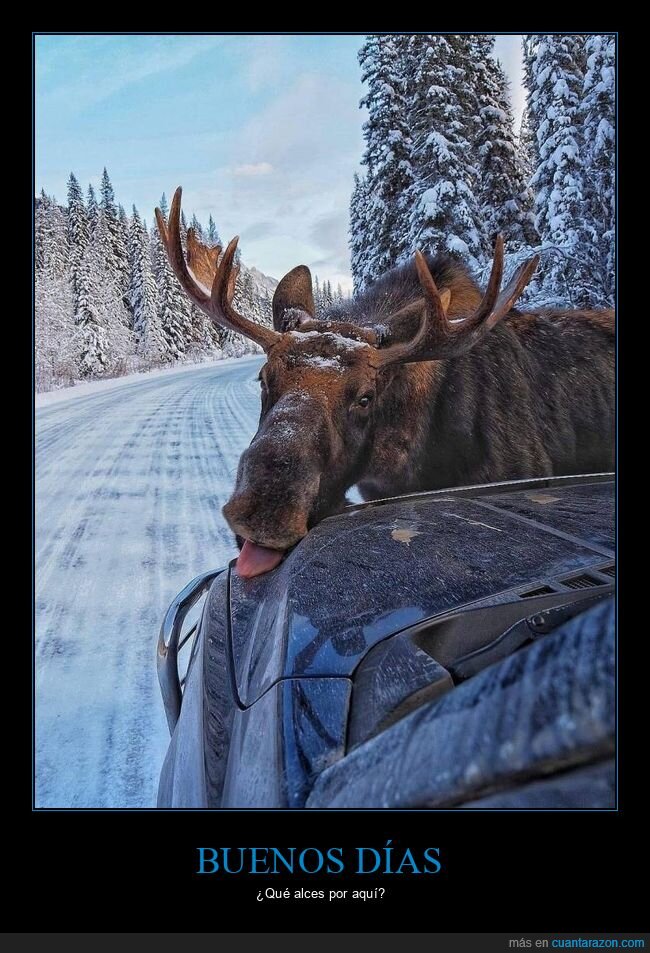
[236,539,285,578]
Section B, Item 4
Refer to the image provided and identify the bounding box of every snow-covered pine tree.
[178,208,199,344]
[35,269,78,391]
[405,34,485,269]
[580,34,615,305]
[67,175,96,361]
[86,184,99,239]
[67,173,109,377]
[118,204,129,264]
[520,36,542,211]
[518,106,537,183]
[180,211,190,247]
[206,215,222,248]
[574,35,589,74]
[262,288,273,322]
[35,192,75,389]
[235,270,254,308]
[190,214,204,241]
[35,191,69,278]
[99,168,129,293]
[35,190,49,275]
[525,34,592,305]
[318,278,328,311]
[223,267,266,357]
[88,199,132,336]
[117,203,134,326]
[522,35,538,124]
[358,33,414,280]
[349,172,374,292]
[473,48,537,249]
[128,206,166,362]
[439,34,536,254]
[38,169,288,385]
[202,214,225,348]
[67,173,89,265]
[448,34,490,176]
[152,193,194,359]
[313,275,322,313]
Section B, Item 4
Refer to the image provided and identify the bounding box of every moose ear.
[439,288,452,314]
[272,265,315,331]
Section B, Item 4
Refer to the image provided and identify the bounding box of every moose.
[156,188,615,578]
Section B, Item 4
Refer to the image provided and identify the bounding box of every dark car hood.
[229,476,614,706]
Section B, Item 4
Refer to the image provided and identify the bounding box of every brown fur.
[444,269,483,318]
[219,249,614,551]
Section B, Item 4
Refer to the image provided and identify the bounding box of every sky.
[35,34,525,292]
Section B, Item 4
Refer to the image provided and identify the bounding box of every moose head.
[156,187,539,577]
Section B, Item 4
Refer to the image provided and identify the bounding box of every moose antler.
[154,187,281,351]
[375,236,540,366]
[185,230,221,290]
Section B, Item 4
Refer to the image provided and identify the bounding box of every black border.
[25,30,637,933]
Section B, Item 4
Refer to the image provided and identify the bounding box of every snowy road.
[35,355,264,808]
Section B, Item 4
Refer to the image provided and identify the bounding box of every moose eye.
[358,394,373,408]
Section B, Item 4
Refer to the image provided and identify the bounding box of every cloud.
[232,162,274,177]
[240,36,291,93]
[231,72,363,182]
[310,210,349,255]
[308,210,351,274]
[308,255,354,294]
[186,69,363,285]
[239,220,277,241]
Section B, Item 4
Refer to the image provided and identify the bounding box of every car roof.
[227,474,614,706]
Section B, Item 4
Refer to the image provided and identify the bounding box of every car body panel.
[221,678,351,809]
[229,479,614,706]
[306,598,615,809]
[458,759,615,810]
[482,480,614,552]
[157,474,615,810]
[158,618,209,808]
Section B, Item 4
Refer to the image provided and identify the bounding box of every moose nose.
[222,401,325,550]
[222,492,310,551]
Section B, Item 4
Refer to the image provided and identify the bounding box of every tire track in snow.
[35,357,264,807]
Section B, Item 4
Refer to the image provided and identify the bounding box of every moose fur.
[156,187,614,572]
[328,255,615,499]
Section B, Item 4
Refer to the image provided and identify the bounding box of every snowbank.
[35,353,263,409]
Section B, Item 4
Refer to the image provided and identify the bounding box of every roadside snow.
[35,354,263,409]
[35,356,264,808]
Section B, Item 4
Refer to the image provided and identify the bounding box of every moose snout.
[222,432,323,552]
[222,490,311,552]
[222,395,331,562]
